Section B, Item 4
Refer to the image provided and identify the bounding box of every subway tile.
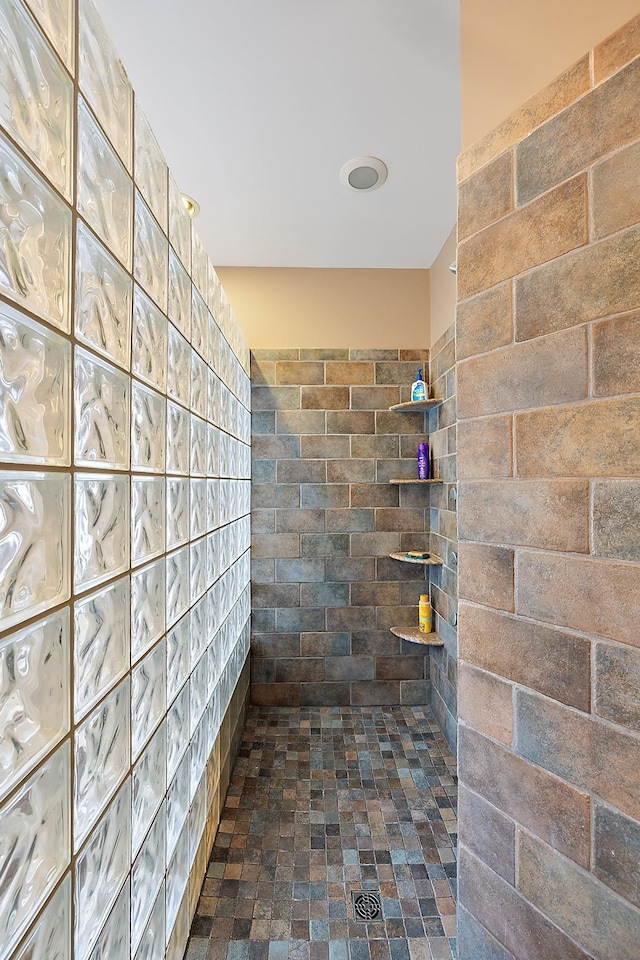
[301,435,350,459]
[594,13,640,81]
[458,150,513,241]
[592,479,640,561]
[594,641,640,732]
[276,658,324,683]
[376,556,428,582]
[351,631,402,656]
[517,56,640,204]
[300,534,350,557]
[324,656,374,682]
[400,579,434,605]
[324,361,374,384]
[459,724,591,866]
[458,326,588,419]
[300,582,350,607]
[458,662,513,745]
[458,479,589,551]
[250,359,275,385]
[351,532,401,556]
[299,682,350,706]
[326,459,375,483]
[376,605,417,631]
[458,784,515,884]
[251,634,300,659]
[350,435,399,459]
[251,658,275,683]
[431,337,456,384]
[325,558,376,582]
[457,175,588,299]
[459,602,591,711]
[592,139,640,239]
[300,348,349,360]
[351,582,401,606]
[350,484,399,508]
[350,349,398,360]
[252,484,299,509]
[374,361,421,385]
[457,417,512,479]
[252,349,300,361]
[252,435,300,460]
[517,831,640,960]
[276,410,326,435]
[456,904,513,960]
[250,683,300,706]
[326,411,375,434]
[300,633,350,657]
[252,461,277,483]
[275,608,325,633]
[251,559,275,583]
[277,460,325,483]
[275,509,325,534]
[326,606,377,632]
[275,558,325,582]
[251,509,275,533]
[458,542,514,611]
[400,434,432,459]
[252,411,276,434]
[515,225,640,340]
[399,680,431,705]
[252,386,301,411]
[301,386,349,409]
[252,584,300,609]
[275,362,325,385]
[252,534,300,559]
[375,656,424,681]
[252,609,276,632]
[376,411,426,434]
[325,509,374,533]
[351,681,400,706]
[592,312,640,397]
[374,508,426,533]
[594,801,640,909]
[300,484,349,509]
[377,460,420,485]
[350,386,400,410]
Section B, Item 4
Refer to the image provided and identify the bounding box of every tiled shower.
[0,1,251,959]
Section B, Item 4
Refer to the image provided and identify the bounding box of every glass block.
[74,473,129,592]
[166,546,190,629]
[190,774,206,862]
[134,193,167,313]
[166,886,188,959]
[0,608,69,804]
[0,742,70,957]
[74,778,131,960]
[0,305,70,465]
[75,222,132,372]
[190,714,207,800]
[190,350,207,419]
[207,424,219,478]
[87,878,129,960]
[74,347,130,469]
[190,653,207,737]
[207,481,220,535]
[188,479,206,542]
[23,0,74,70]
[166,614,189,705]
[168,175,190,273]
[165,822,188,936]
[166,680,189,782]
[134,882,165,960]
[131,639,165,760]
[0,131,71,332]
[191,230,208,302]
[166,477,189,549]
[131,559,165,664]
[132,719,165,858]
[74,677,130,849]
[132,286,167,392]
[131,477,165,568]
[131,382,165,474]
[0,472,69,632]
[190,415,206,478]
[166,401,189,477]
[13,872,71,960]
[77,98,132,270]
[167,250,190,339]
[131,802,165,949]
[134,106,167,232]
[191,597,207,672]
[191,288,208,361]
[74,577,129,723]
[166,751,188,862]
[190,538,207,605]
[166,325,189,409]
[78,0,132,170]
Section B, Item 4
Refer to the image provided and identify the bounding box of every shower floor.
[186,705,458,960]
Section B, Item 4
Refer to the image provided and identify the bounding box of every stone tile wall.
[251,348,439,707]
[456,13,640,958]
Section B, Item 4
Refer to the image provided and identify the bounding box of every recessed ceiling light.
[181,193,200,218]
[340,156,388,192]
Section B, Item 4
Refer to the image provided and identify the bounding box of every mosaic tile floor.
[186,705,458,960]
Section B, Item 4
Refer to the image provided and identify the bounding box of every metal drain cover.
[352,891,382,921]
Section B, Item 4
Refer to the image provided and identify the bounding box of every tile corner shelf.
[389,552,443,566]
[389,478,443,485]
[390,626,444,646]
[388,398,442,412]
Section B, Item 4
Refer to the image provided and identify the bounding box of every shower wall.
[0,2,251,959]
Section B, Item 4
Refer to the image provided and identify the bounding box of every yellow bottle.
[419,594,432,634]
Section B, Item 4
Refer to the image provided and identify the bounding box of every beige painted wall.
[461,0,640,148]
[216,267,430,349]
[429,227,457,345]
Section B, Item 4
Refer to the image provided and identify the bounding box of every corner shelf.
[389,552,443,566]
[390,627,444,646]
[389,478,442,485]
[389,398,442,412]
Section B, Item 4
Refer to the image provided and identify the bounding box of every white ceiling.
[96,0,461,269]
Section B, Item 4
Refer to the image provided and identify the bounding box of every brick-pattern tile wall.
[456,14,640,959]
[428,324,458,756]
[250,348,438,707]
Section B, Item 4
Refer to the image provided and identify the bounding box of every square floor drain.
[351,891,382,922]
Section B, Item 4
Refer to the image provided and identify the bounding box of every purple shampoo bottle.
[417,441,430,480]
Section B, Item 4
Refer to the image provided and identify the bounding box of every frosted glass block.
[166,546,189,629]
[191,231,208,301]
[87,878,129,960]
[207,424,219,479]
[134,882,164,960]
[189,479,206,542]
[74,778,131,960]
[74,577,129,723]
[74,474,129,592]
[75,221,132,372]
[0,131,71,332]
[0,609,68,803]
[74,678,130,849]
[131,559,165,664]
[165,822,188,936]
[166,680,188,781]
[168,176,190,273]
[166,401,189,477]
[0,742,70,957]
[190,538,206,605]
[78,0,132,170]
[13,872,70,960]
[0,472,69,631]
[131,477,165,567]
[132,286,167,392]
[191,288,208,361]
[207,585,220,642]
[167,250,190,339]
[131,802,165,949]
[23,0,74,70]
[207,482,220,536]
[190,350,207,419]
[190,415,206,478]
[134,106,167,232]
[131,639,165,760]
[166,614,189,706]
[166,477,189,549]
[166,325,189,409]
[132,720,165,857]
[190,775,206,863]
[134,193,167,313]
[131,382,165,474]
[166,752,188,862]
[0,0,72,198]
[190,714,207,800]
[74,347,130,469]
[0,305,70,465]
[190,653,207,737]
[166,889,188,960]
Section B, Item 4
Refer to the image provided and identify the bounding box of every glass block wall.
[0,1,252,959]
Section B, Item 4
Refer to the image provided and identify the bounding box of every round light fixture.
[339,156,388,192]
[180,193,200,218]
